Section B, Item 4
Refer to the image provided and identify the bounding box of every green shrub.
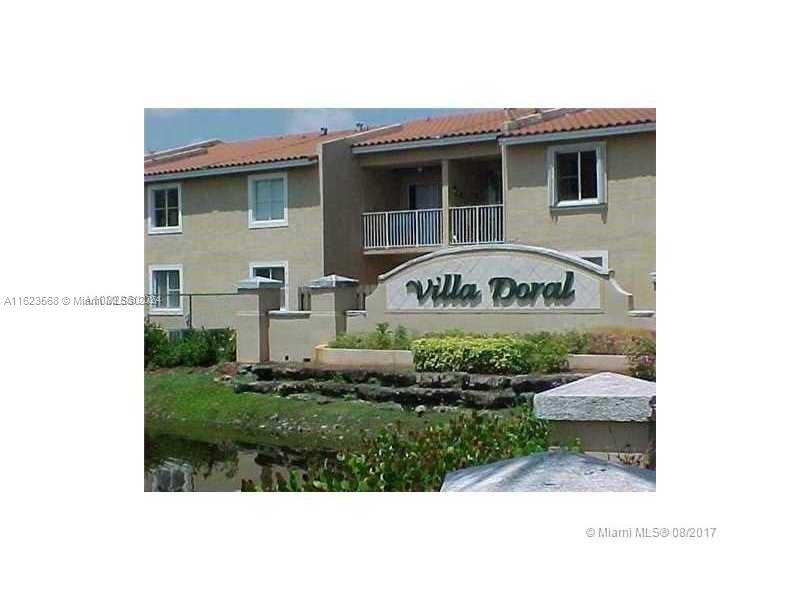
[146,324,236,368]
[412,337,526,374]
[411,335,568,375]
[144,321,169,367]
[270,406,553,492]
[561,330,589,354]
[625,335,656,381]
[562,327,655,355]
[519,333,570,373]
[329,323,412,351]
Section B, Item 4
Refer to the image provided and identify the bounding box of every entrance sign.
[381,245,605,312]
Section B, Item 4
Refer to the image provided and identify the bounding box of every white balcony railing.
[449,204,504,245]
[362,204,504,250]
[363,208,442,250]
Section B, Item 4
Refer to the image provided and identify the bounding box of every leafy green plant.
[624,335,656,381]
[329,323,413,351]
[411,335,567,374]
[145,320,169,367]
[146,324,237,368]
[519,333,570,373]
[270,406,553,492]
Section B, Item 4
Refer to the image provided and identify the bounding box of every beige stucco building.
[144,108,655,359]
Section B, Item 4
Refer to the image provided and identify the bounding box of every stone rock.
[441,450,655,492]
[312,381,356,397]
[251,365,275,380]
[463,374,511,391]
[286,393,317,402]
[510,374,540,394]
[355,383,397,404]
[219,362,239,376]
[510,373,588,394]
[416,372,467,389]
[461,390,504,409]
[399,386,463,406]
[276,381,311,396]
[533,372,656,422]
[273,366,317,380]
[414,405,427,416]
[234,380,280,394]
[375,371,417,388]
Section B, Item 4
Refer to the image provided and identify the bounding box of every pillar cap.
[236,276,283,292]
[306,274,359,289]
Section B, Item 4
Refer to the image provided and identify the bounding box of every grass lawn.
[145,368,513,451]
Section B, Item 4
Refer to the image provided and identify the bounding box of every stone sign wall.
[384,247,604,313]
[347,245,655,335]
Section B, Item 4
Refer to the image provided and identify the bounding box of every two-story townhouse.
[144,108,655,336]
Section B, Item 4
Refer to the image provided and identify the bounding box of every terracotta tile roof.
[503,108,655,138]
[352,109,538,147]
[145,109,656,177]
[144,129,355,176]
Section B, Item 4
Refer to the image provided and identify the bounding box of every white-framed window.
[569,250,608,268]
[149,264,183,314]
[248,172,288,228]
[249,261,288,310]
[547,141,606,209]
[147,183,182,234]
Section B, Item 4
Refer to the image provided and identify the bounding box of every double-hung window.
[249,173,288,228]
[148,183,182,234]
[249,262,288,310]
[149,265,183,314]
[547,141,606,209]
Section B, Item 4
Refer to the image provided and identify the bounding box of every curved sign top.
[380,245,613,313]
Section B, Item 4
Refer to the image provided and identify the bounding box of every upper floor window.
[249,173,288,228]
[149,264,183,314]
[148,183,182,234]
[547,141,606,209]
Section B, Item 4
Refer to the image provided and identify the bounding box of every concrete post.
[307,274,360,337]
[441,159,450,246]
[234,277,283,364]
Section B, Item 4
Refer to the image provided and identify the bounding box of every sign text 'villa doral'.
[405,271,576,305]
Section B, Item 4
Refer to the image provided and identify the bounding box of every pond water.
[144,431,330,492]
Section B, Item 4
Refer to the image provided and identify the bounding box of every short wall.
[313,344,414,369]
[547,421,652,454]
[566,354,629,374]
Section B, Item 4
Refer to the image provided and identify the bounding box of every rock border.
[234,363,588,409]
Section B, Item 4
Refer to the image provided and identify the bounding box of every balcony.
[362,204,503,252]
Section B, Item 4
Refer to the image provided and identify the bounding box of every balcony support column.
[441,159,450,246]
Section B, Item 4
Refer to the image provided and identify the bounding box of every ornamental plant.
[624,335,656,381]
[266,406,555,492]
[411,335,568,374]
[329,323,412,350]
[411,336,530,374]
[144,320,169,367]
[145,322,236,368]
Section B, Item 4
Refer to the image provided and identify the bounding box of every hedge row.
[145,321,236,368]
[411,335,568,375]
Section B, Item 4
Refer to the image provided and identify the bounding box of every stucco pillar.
[307,274,360,337]
[234,277,283,364]
[441,159,450,246]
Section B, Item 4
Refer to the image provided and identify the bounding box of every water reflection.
[144,432,326,492]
